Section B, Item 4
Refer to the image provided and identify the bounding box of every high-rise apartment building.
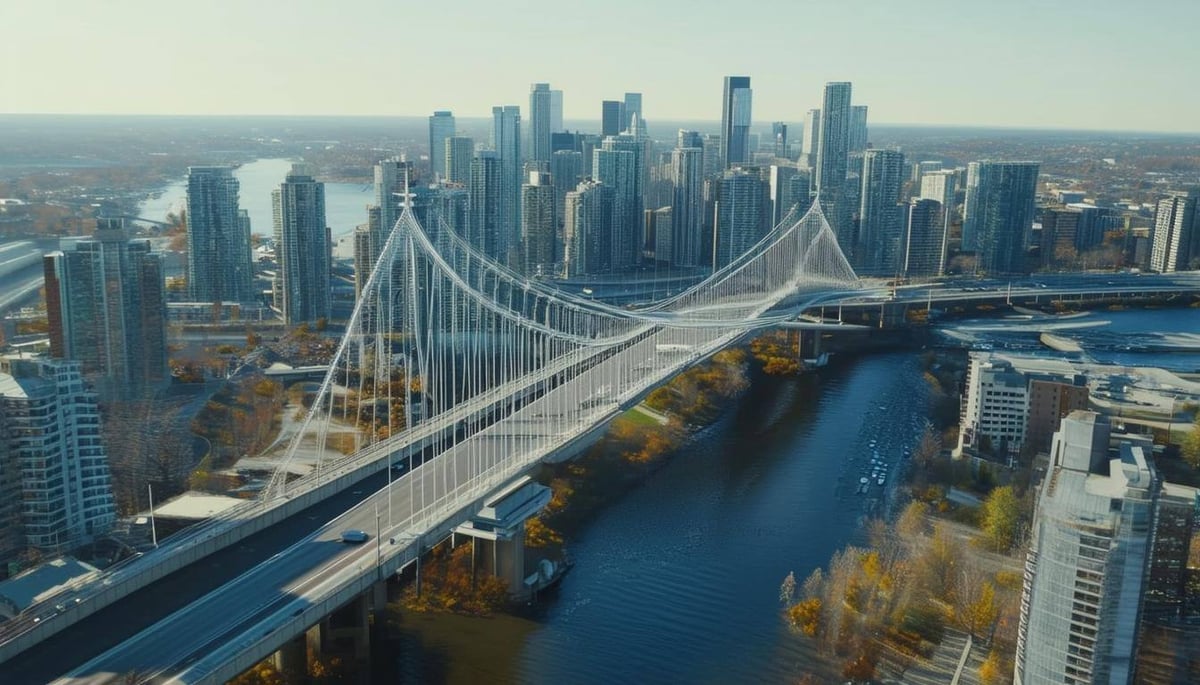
[713,168,770,269]
[962,161,1040,274]
[647,206,672,264]
[719,76,752,168]
[492,105,522,265]
[564,180,614,277]
[670,146,705,268]
[469,151,502,257]
[849,105,868,153]
[912,160,943,185]
[43,219,167,399]
[550,150,583,229]
[444,136,475,186]
[529,84,554,163]
[1149,189,1198,273]
[593,146,639,272]
[0,357,115,558]
[957,354,1030,457]
[521,171,556,276]
[271,165,330,325]
[677,129,702,150]
[800,109,821,169]
[601,100,622,137]
[1015,412,1153,685]
[815,83,852,195]
[857,148,906,274]
[374,157,411,239]
[903,199,946,277]
[920,169,957,254]
[428,111,455,180]
[768,165,799,228]
[185,166,253,303]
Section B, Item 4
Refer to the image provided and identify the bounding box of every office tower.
[622,92,643,132]
[551,150,583,242]
[43,218,167,399]
[719,76,752,168]
[857,148,906,273]
[563,180,614,277]
[551,131,583,153]
[550,89,563,132]
[800,109,821,169]
[185,166,253,303]
[271,164,330,325]
[521,171,556,276]
[815,83,852,195]
[1149,189,1198,273]
[428,111,455,180]
[433,185,470,239]
[444,136,475,186]
[492,105,522,265]
[374,157,412,239]
[677,129,702,150]
[768,165,798,227]
[1040,206,1083,268]
[648,206,672,263]
[849,105,868,152]
[593,145,640,271]
[771,122,788,159]
[919,169,957,251]
[0,357,115,555]
[529,83,553,163]
[1015,412,1153,685]
[353,223,373,298]
[601,100,622,137]
[962,161,1040,274]
[469,151,502,257]
[903,199,946,277]
[701,134,722,178]
[670,146,705,268]
[713,168,770,269]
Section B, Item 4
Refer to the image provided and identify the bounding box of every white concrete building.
[958,353,1030,457]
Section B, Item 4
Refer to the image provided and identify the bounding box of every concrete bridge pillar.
[273,634,308,682]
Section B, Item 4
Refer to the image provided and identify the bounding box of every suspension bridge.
[5,197,862,684]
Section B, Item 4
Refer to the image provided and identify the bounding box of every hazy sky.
[5,0,1198,132]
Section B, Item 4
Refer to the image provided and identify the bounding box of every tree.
[980,486,1022,552]
[978,649,1004,685]
[897,501,929,540]
[1182,414,1200,468]
[960,581,999,637]
[787,598,823,636]
[780,571,796,606]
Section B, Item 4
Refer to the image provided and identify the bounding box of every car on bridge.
[340,530,369,544]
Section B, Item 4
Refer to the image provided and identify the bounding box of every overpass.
[1,198,865,684]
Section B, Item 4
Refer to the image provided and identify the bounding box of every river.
[136,158,373,255]
[392,351,933,684]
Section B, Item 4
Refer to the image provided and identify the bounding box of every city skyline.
[5,1,1200,133]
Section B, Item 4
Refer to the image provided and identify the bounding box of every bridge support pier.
[274,634,308,681]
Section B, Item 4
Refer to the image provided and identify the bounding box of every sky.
[4,0,1199,132]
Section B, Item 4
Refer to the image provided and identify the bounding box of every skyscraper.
[713,168,770,269]
[444,136,475,186]
[44,218,167,399]
[185,166,253,303]
[815,82,852,195]
[521,171,556,276]
[771,122,788,159]
[564,179,614,277]
[903,198,946,277]
[962,161,1040,274]
[920,169,957,256]
[800,109,821,169]
[550,89,563,133]
[719,76,752,168]
[1015,412,1154,685]
[374,157,411,239]
[670,146,704,268]
[271,164,330,324]
[849,105,869,152]
[857,148,906,274]
[0,357,115,557]
[1149,189,1198,273]
[768,165,798,227]
[601,100,622,137]
[492,105,522,265]
[593,144,640,271]
[469,151,502,257]
[551,150,583,240]
[677,129,702,150]
[622,92,643,132]
[428,111,455,180]
[529,84,553,163]
[648,206,672,264]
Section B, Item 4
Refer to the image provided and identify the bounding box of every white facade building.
[958,353,1030,456]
